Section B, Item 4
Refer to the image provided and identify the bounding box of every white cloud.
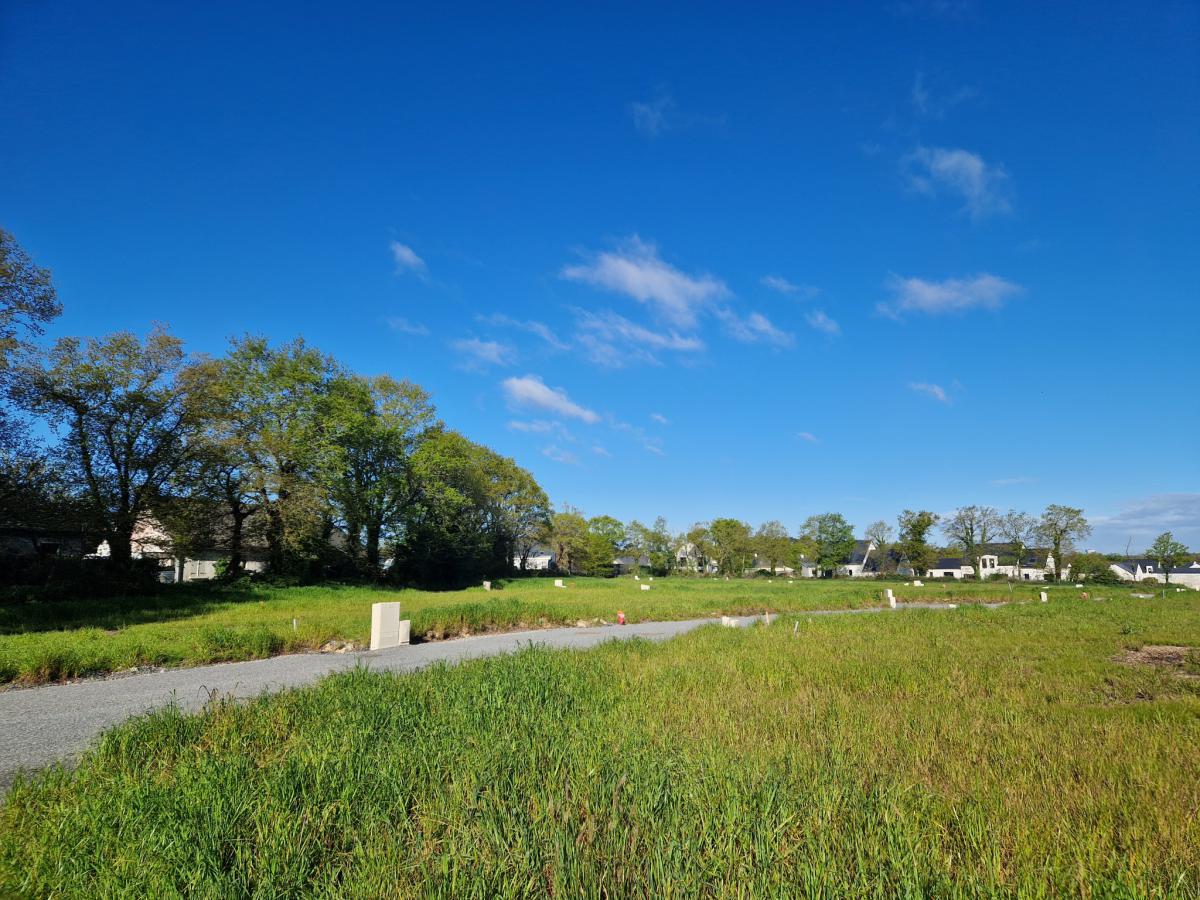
[386,317,429,336]
[643,442,665,457]
[629,93,675,138]
[1091,494,1200,551]
[390,241,427,276]
[542,445,579,465]
[451,338,515,370]
[562,237,729,330]
[910,73,976,119]
[574,308,705,368]
[797,432,819,443]
[909,382,950,404]
[592,445,612,458]
[716,308,794,347]
[507,419,572,440]
[650,412,670,425]
[903,146,1011,218]
[477,313,568,350]
[501,375,600,424]
[990,476,1037,486]
[805,310,841,336]
[761,275,819,298]
[879,273,1021,318]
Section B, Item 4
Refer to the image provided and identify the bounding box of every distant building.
[514,544,555,571]
[613,554,650,575]
[1110,558,1200,590]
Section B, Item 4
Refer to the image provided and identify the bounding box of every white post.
[885,589,896,609]
[482,580,491,591]
[640,583,650,591]
[1040,591,1048,603]
[370,602,407,650]
[554,578,564,588]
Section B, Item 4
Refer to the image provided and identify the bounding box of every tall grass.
[0,577,1154,685]
[2,596,1197,896]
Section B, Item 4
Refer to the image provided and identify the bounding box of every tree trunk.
[266,505,285,573]
[365,522,381,571]
[228,509,246,576]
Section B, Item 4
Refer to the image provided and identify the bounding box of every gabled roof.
[845,539,875,565]
[932,557,967,570]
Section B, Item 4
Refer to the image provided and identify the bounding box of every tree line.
[0,229,549,587]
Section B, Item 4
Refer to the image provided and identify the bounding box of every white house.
[514,544,555,571]
[974,545,1058,581]
[1110,558,1200,590]
[675,541,718,574]
[927,557,975,579]
[837,540,877,577]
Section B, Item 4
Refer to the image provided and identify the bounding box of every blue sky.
[2,1,1197,551]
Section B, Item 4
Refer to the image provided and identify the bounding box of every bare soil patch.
[1116,645,1200,679]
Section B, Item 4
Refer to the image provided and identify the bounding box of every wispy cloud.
[715,308,794,347]
[628,88,724,138]
[879,273,1022,318]
[386,317,429,336]
[805,310,841,336]
[573,308,705,368]
[450,338,515,371]
[562,236,729,330]
[592,445,612,458]
[903,146,1012,219]
[650,412,670,425]
[502,375,600,424]
[910,73,976,120]
[761,275,820,298]
[909,382,951,404]
[1091,494,1200,549]
[507,419,573,441]
[797,432,819,443]
[542,445,579,465]
[477,313,568,350]
[990,476,1037,486]
[390,241,427,277]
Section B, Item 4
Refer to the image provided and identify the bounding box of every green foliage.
[2,597,1197,895]
[898,509,939,576]
[1147,532,1190,584]
[800,512,856,575]
[1037,505,1091,581]
[709,518,753,575]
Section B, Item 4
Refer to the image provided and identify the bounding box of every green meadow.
[2,595,1197,897]
[0,577,1144,685]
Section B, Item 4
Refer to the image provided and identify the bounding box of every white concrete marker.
[482,580,491,591]
[370,602,407,650]
[885,589,896,609]
[913,580,923,586]
[1074,583,1083,588]
[554,579,564,588]
[634,575,640,581]
[721,616,739,628]
[640,583,651,591]
[1040,591,1048,603]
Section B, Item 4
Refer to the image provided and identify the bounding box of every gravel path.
[0,603,966,789]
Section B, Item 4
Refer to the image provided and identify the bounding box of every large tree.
[202,337,340,573]
[544,507,592,575]
[1147,532,1189,585]
[998,510,1037,577]
[864,519,895,574]
[799,512,856,577]
[327,374,436,572]
[942,505,1001,579]
[709,518,753,576]
[897,509,939,577]
[754,520,791,575]
[1036,505,1091,581]
[15,326,199,568]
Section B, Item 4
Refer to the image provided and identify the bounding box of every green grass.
[2,596,1197,896]
[0,576,1157,685]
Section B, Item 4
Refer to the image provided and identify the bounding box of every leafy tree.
[586,515,626,576]
[1070,551,1122,585]
[754,520,791,574]
[203,336,340,573]
[864,520,895,574]
[1,229,62,502]
[799,512,855,577]
[709,518,752,575]
[544,507,592,575]
[628,516,674,575]
[492,460,550,574]
[326,374,436,572]
[1036,505,1091,582]
[897,509,939,577]
[14,326,199,569]
[1147,532,1189,585]
[943,505,1001,579]
[682,522,714,574]
[998,510,1037,576]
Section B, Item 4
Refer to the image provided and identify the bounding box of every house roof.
[932,557,967,570]
[845,539,874,565]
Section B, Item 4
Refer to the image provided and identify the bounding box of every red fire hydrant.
[617,610,626,625]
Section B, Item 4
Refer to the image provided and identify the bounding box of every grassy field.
[1,595,1197,896]
[0,576,1158,685]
